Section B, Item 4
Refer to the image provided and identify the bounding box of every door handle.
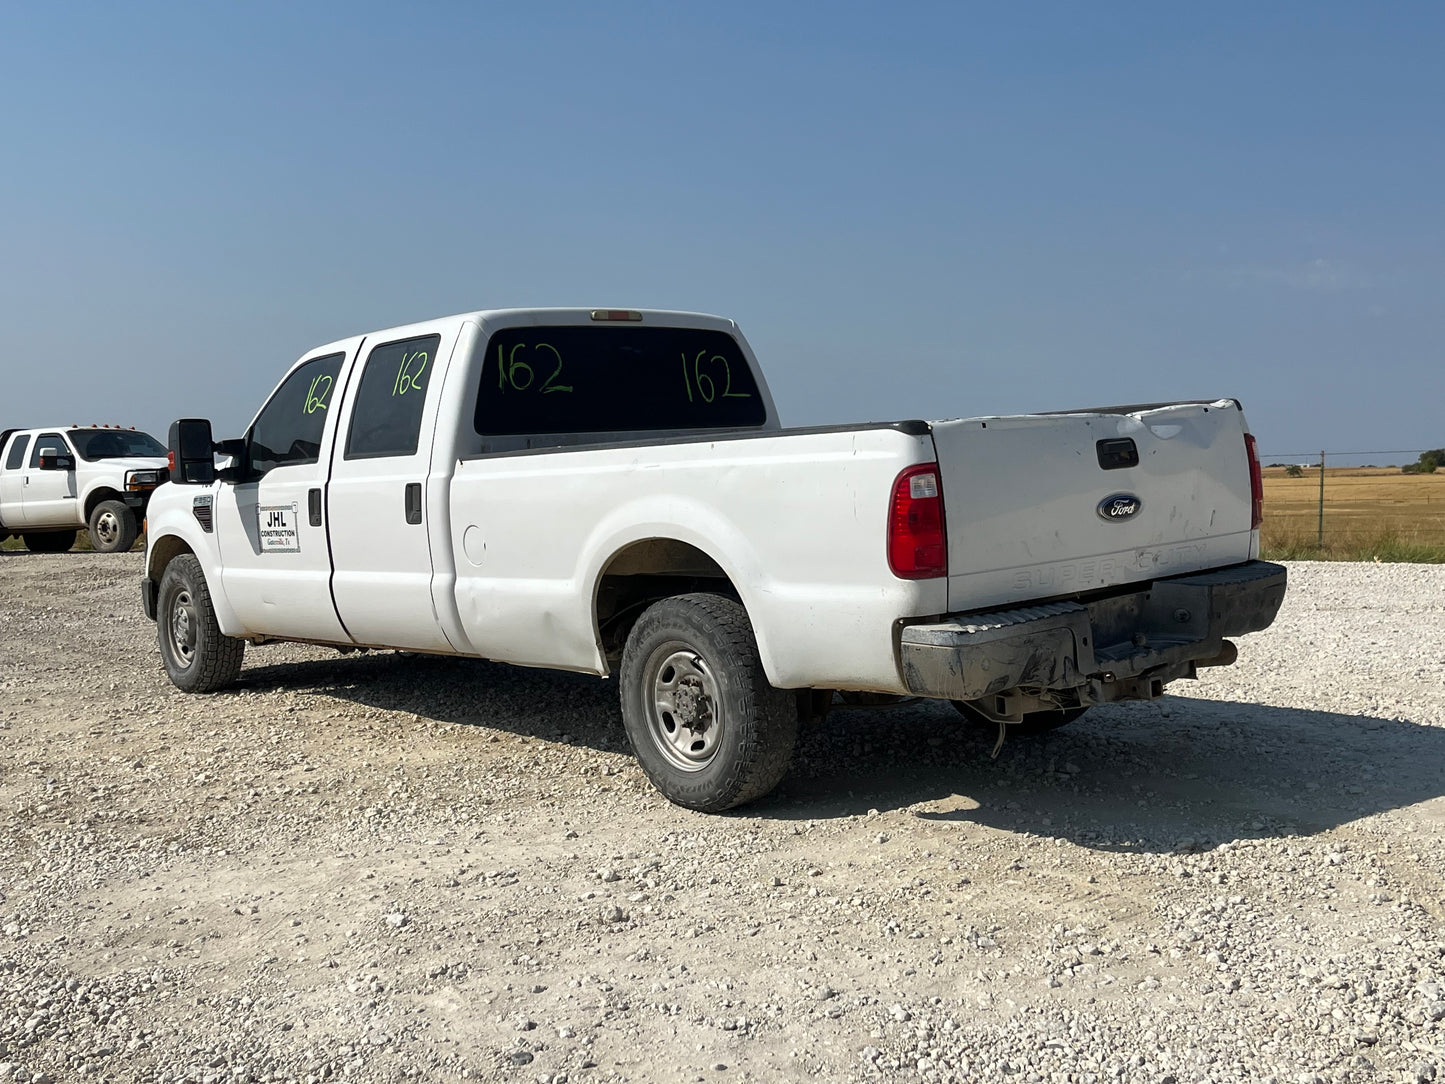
[404,482,422,525]
[308,488,323,527]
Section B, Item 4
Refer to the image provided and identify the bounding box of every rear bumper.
[899,561,1287,703]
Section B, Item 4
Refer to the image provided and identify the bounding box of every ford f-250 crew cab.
[1,426,168,552]
[142,307,1286,811]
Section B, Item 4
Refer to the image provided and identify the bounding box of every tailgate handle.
[1096,438,1139,470]
[404,482,422,525]
[307,488,323,527]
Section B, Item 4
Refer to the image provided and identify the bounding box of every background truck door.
[326,328,457,652]
[21,431,79,526]
[1,433,32,523]
[214,347,354,642]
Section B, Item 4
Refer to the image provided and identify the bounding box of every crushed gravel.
[0,555,1442,1083]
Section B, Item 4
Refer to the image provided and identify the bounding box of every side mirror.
[37,450,75,471]
[167,418,216,485]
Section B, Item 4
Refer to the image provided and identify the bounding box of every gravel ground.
[1,555,1443,1084]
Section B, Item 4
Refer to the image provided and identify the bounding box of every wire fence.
[1254,448,1444,554]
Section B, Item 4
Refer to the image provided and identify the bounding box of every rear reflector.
[1244,433,1263,529]
[888,464,947,579]
[589,309,643,322]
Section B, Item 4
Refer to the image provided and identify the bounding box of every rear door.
[326,325,459,652]
[214,345,355,641]
[1,433,32,523]
[930,401,1255,611]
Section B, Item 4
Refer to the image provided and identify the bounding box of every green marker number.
[497,343,573,394]
[680,350,751,404]
[392,351,429,397]
[303,373,333,415]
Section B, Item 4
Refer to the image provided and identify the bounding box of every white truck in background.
[0,426,169,552]
[141,307,1286,811]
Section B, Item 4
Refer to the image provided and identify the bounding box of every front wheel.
[620,593,799,812]
[23,530,76,553]
[157,554,245,692]
[89,500,139,552]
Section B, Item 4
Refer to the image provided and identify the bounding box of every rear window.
[474,326,766,437]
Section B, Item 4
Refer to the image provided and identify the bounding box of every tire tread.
[621,593,798,812]
[159,555,245,693]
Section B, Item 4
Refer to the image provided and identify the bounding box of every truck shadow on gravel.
[781,697,1445,854]
[234,652,1445,854]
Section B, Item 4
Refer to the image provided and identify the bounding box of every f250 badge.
[1097,493,1143,521]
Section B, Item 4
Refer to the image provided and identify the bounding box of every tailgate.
[930,400,1255,611]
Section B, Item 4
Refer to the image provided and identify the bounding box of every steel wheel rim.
[94,510,120,547]
[168,589,197,668]
[643,642,721,772]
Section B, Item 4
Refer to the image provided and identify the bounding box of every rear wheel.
[951,700,1092,734]
[23,530,76,553]
[157,554,245,692]
[620,593,798,812]
[88,500,139,553]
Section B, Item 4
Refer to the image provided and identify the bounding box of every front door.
[21,432,79,527]
[214,346,355,642]
[326,328,458,652]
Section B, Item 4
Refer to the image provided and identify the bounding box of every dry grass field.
[1261,465,1445,561]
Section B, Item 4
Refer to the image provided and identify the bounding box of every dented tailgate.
[930,400,1257,612]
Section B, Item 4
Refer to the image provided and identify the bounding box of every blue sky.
[2,2,1441,463]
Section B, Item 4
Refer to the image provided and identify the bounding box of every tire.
[620,593,799,813]
[951,700,1091,734]
[23,530,76,553]
[88,499,139,553]
[156,554,245,692]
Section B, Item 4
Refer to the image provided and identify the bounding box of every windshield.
[69,428,167,461]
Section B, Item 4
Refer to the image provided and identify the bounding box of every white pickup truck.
[142,307,1286,811]
[0,426,169,552]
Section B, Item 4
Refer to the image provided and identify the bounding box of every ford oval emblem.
[1097,493,1143,521]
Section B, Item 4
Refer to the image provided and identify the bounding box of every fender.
[143,485,244,636]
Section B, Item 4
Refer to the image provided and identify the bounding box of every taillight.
[1244,433,1264,529]
[888,465,948,579]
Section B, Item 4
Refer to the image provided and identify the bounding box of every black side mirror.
[37,451,75,471]
[168,418,216,485]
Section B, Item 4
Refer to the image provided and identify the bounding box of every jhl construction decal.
[259,503,300,553]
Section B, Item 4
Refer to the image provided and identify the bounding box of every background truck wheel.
[620,593,799,813]
[23,530,76,553]
[88,499,139,553]
[951,700,1092,734]
[157,554,245,692]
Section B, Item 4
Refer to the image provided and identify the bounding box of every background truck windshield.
[69,429,166,460]
[474,326,767,436]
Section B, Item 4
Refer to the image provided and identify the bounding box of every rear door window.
[345,335,442,459]
[474,326,766,436]
[5,434,30,470]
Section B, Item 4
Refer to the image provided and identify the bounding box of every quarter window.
[345,335,441,459]
[5,434,30,470]
[247,353,345,478]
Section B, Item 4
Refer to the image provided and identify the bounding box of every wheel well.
[595,539,737,666]
[148,535,194,583]
[84,488,125,520]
